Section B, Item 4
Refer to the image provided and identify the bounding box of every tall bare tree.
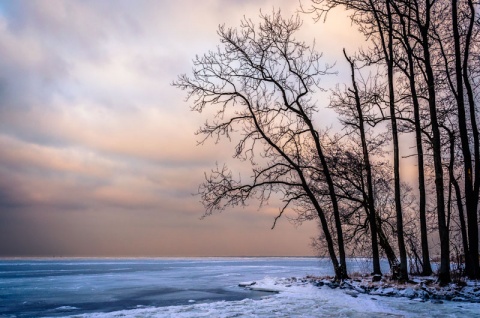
[450,0,479,279]
[433,0,479,280]
[174,12,349,279]
[307,0,409,281]
[329,50,383,275]
[389,0,433,276]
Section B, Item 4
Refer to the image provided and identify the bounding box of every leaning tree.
[174,12,350,279]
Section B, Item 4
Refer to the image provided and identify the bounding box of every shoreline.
[242,274,480,304]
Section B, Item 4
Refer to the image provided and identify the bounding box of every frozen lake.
[0,258,478,317]
[0,257,342,317]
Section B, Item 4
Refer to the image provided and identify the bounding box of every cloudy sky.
[0,0,367,257]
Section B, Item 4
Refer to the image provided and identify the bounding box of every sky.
[0,0,369,257]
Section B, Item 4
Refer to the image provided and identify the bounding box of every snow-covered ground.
[57,276,480,318]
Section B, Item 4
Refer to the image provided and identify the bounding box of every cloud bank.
[0,0,363,257]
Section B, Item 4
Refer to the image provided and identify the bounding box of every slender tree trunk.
[298,109,349,279]
[453,176,470,268]
[452,0,477,280]
[420,0,450,285]
[309,191,343,278]
[385,0,408,281]
[448,130,470,266]
[452,178,470,268]
[376,215,399,270]
[315,135,348,279]
[413,98,432,276]
[344,50,381,275]
[392,0,432,275]
[461,0,480,279]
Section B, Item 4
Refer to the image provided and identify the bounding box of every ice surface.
[2,258,479,317]
[55,276,480,318]
[0,257,328,317]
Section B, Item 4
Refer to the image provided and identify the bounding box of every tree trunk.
[299,110,349,279]
[421,0,450,285]
[452,0,478,280]
[460,0,480,279]
[376,215,399,270]
[385,0,408,281]
[448,131,470,268]
[393,0,432,275]
[344,50,381,275]
[311,194,343,279]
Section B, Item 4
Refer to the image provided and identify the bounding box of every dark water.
[0,257,354,317]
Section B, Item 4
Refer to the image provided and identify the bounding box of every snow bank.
[304,274,480,303]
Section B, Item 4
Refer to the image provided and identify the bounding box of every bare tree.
[307,0,409,281]
[174,12,349,279]
[329,51,383,275]
[448,0,479,279]
[322,131,401,271]
[176,1,480,284]
[388,0,433,276]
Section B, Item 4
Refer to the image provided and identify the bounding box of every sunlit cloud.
[0,0,365,257]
